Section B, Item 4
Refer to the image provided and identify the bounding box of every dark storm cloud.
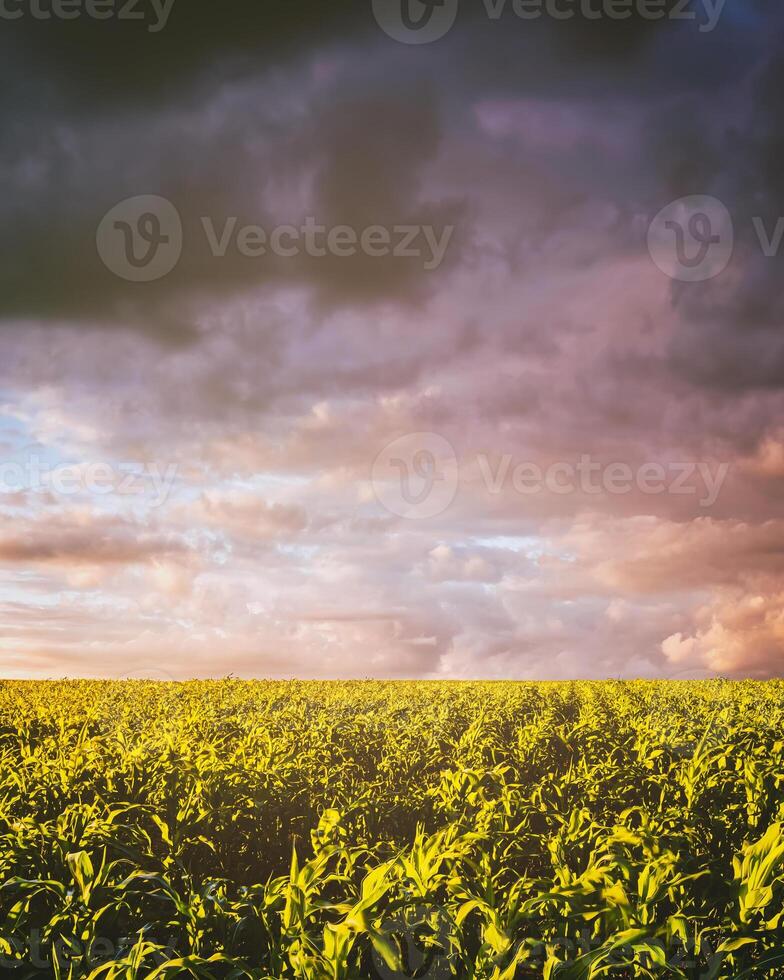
[0,0,776,349]
[0,0,732,119]
[0,71,463,342]
[659,37,784,392]
[0,0,469,341]
[1,0,365,112]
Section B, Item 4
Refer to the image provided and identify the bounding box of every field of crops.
[1,680,784,978]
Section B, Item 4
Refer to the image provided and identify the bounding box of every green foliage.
[0,679,783,978]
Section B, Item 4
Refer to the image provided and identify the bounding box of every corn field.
[1,680,784,978]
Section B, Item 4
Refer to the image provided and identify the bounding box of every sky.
[1,0,783,680]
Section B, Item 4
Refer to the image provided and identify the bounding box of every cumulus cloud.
[0,512,188,567]
[663,592,784,678]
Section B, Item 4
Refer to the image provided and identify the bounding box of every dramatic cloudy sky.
[1,0,783,679]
